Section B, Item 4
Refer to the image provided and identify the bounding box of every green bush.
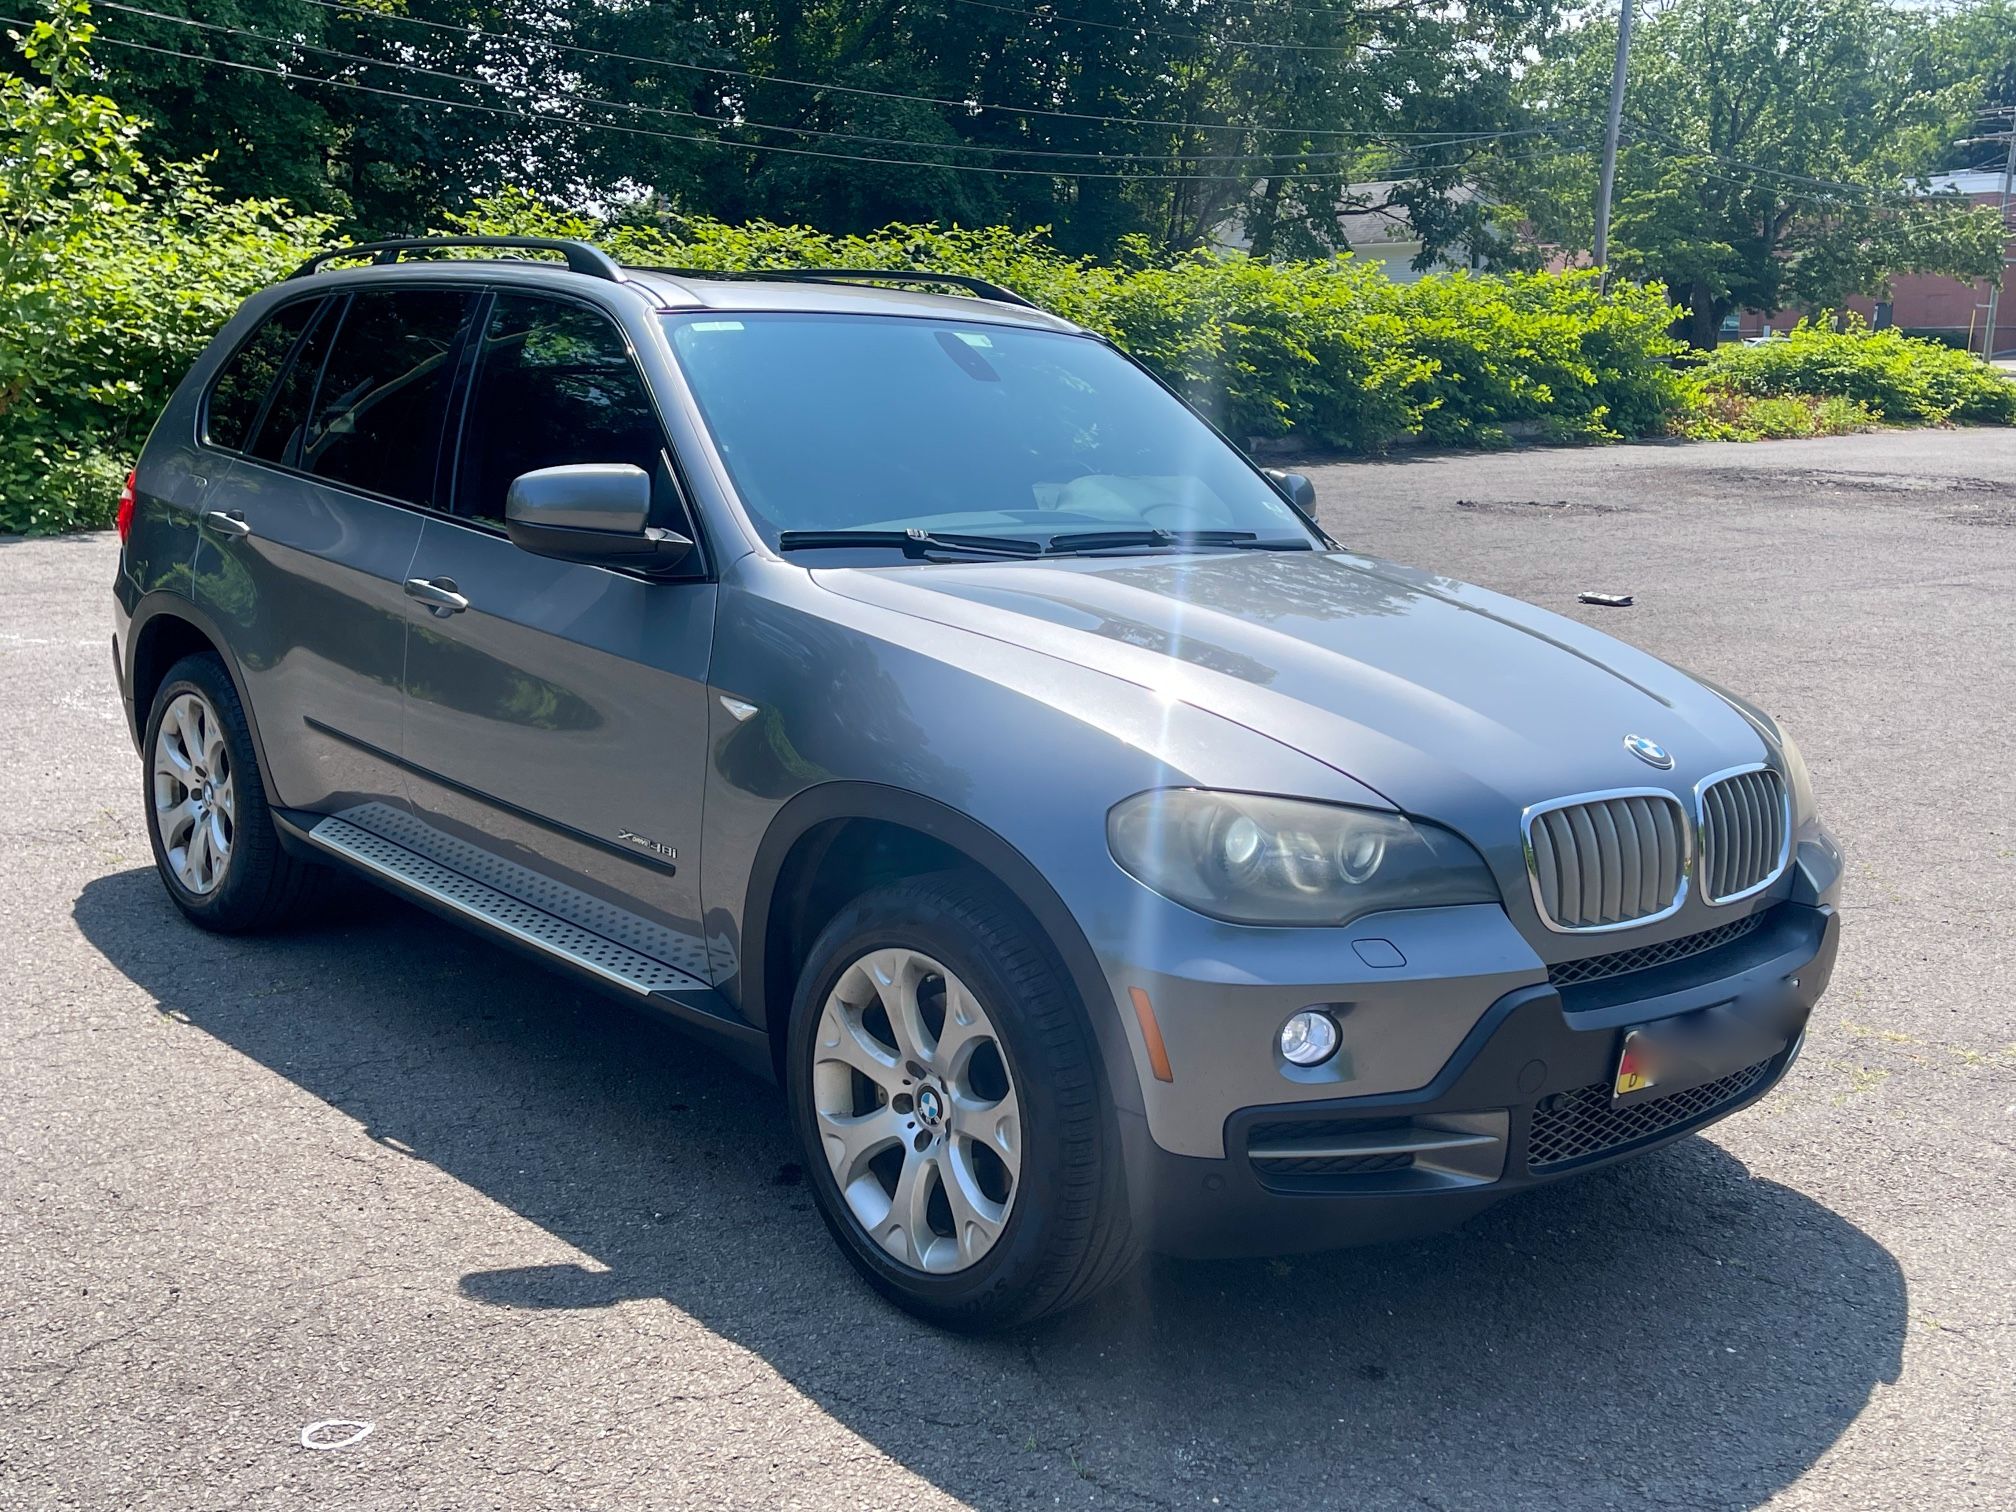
[452,192,1689,453]
[8,7,2009,539]
[0,5,333,534]
[1393,269,1691,446]
[1698,317,2016,425]
[0,172,333,534]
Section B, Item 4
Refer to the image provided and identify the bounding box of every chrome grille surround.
[1695,763,1792,905]
[1521,788,1692,935]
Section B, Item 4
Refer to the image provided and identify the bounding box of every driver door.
[397,290,717,978]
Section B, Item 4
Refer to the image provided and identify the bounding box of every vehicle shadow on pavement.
[75,869,1907,1510]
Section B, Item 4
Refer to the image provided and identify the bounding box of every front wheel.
[786,875,1137,1330]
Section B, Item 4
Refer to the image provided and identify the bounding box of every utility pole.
[1958,107,2016,360]
[1593,0,1636,291]
[1985,120,2015,361]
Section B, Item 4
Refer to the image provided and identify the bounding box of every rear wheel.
[786,874,1137,1330]
[143,654,325,932]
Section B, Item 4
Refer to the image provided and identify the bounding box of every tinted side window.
[249,296,340,466]
[204,299,321,452]
[456,295,666,524]
[301,288,477,505]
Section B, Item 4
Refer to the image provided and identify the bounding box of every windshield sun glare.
[663,312,1314,554]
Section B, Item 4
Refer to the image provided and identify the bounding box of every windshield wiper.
[777,528,1043,560]
[1043,528,1313,555]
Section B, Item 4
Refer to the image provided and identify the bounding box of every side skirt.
[280,810,773,1078]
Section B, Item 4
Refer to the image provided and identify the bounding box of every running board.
[301,814,762,1050]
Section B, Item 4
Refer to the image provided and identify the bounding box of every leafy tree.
[1,1,332,533]
[51,1,342,213]
[70,0,1565,257]
[1493,0,2006,346]
[1911,0,2016,161]
[78,0,612,232]
[1,0,141,438]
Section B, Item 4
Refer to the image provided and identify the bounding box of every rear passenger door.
[396,291,717,980]
[194,285,480,818]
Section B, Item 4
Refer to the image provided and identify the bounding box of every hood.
[815,549,1767,836]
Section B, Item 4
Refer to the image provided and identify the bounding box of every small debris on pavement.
[1577,592,1634,607]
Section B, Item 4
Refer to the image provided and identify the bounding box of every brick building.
[1727,170,2015,354]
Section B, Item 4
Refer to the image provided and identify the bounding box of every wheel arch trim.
[738,781,1145,1116]
[127,592,282,812]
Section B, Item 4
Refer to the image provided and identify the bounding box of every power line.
[97,3,1556,169]
[934,0,1381,52]
[964,0,1438,22]
[285,0,1546,143]
[1624,121,1913,202]
[73,28,1561,185]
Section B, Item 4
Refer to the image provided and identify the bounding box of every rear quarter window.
[299,287,478,506]
[203,298,323,452]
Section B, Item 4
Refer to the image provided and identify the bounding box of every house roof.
[1333,180,1483,247]
[1921,169,2012,197]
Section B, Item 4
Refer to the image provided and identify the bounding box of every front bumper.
[1125,901,1838,1258]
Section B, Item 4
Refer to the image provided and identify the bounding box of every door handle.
[404,576,470,615]
[204,509,251,538]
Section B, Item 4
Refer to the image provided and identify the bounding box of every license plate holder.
[1610,1003,1788,1108]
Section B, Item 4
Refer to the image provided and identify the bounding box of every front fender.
[735,780,1149,1116]
[698,558,1382,1117]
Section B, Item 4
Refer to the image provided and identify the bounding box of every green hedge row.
[0,173,334,536]
[7,187,2012,535]
[4,12,2010,535]
[452,192,1696,452]
[1695,318,2016,426]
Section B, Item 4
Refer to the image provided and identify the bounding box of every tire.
[785,873,1138,1330]
[142,653,326,932]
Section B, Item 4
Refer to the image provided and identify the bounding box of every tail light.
[116,470,136,542]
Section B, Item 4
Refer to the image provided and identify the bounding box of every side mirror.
[504,463,694,573]
[1265,469,1317,513]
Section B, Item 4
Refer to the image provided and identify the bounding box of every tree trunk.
[1248,175,1287,260]
[1684,283,1725,350]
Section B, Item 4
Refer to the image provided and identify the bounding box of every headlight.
[1778,728,1818,828]
[1107,789,1501,926]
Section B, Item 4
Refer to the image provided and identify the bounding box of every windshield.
[662,312,1315,553]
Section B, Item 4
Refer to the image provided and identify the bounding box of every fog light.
[1279,1009,1340,1067]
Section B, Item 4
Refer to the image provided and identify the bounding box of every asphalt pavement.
[4,428,2013,1509]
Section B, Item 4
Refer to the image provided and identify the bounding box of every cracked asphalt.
[4,428,2014,1509]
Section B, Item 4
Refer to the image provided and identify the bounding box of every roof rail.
[288,236,623,282]
[633,266,1041,310]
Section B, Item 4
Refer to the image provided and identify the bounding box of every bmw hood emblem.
[1624,734,1674,770]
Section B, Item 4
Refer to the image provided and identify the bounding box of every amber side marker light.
[1128,987,1175,1083]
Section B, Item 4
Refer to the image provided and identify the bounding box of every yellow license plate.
[1613,1029,1658,1099]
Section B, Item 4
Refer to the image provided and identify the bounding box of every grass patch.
[1672,389,1882,441]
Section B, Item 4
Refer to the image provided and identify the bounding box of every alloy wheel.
[811,947,1021,1273]
[152,690,235,895]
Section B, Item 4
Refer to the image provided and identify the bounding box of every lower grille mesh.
[1526,1058,1774,1170]
[1547,910,1769,988]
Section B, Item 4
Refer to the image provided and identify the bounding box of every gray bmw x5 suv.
[114,236,1842,1329]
